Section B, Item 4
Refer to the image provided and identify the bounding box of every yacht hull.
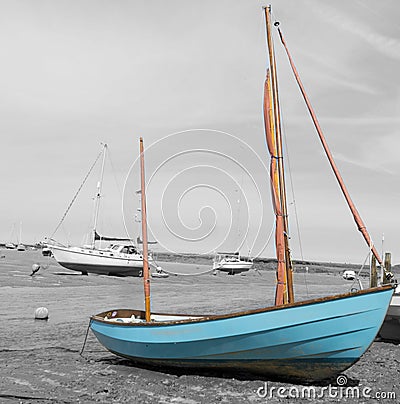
[51,245,144,276]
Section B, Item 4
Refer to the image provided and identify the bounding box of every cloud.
[334,152,394,175]
[297,50,375,95]
[313,2,400,61]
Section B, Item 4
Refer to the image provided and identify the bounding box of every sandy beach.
[1,249,399,403]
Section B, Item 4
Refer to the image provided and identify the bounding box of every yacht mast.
[92,143,107,248]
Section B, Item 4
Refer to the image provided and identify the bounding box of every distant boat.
[342,270,356,280]
[212,252,253,274]
[48,144,147,276]
[88,8,394,382]
[379,285,400,341]
[41,247,53,257]
[151,268,169,278]
[50,242,145,276]
[6,223,17,249]
[16,222,25,251]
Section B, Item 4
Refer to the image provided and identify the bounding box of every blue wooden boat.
[91,286,393,381]
[89,7,394,382]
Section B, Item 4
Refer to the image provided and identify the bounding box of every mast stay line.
[276,24,383,266]
[50,145,105,240]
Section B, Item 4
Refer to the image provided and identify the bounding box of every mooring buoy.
[34,307,49,320]
[30,263,41,276]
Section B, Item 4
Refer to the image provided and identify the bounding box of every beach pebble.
[34,307,49,320]
[98,368,116,376]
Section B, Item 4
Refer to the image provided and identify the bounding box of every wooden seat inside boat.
[103,313,204,323]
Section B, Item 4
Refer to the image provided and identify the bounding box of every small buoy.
[35,307,49,320]
[31,263,41,276]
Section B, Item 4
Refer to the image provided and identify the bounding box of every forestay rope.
[275,20,388,272]
[49,147,104,240]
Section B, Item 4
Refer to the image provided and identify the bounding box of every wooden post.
[370,255,377,288]
[383,252,391,285]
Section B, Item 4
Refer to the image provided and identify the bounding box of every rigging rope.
[106,147,123,201]
[279,94,309,297]
[49,147,104,240]
[348,249,372,292]
[149,258,216,276]
[155,266,216,277]
[79,318,93,357]
[276,24,385,267]
[93,146,129,241]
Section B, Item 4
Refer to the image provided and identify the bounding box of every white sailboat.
[212,181,253,274]
[212,252,253,274]
[50,242,145,276]
[16,222,25,251]
[5,223,17,249]
[48,144,146,276]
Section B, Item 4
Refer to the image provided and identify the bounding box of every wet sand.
[0,250,399,403]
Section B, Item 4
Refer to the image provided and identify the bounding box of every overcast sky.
[1,0,399,264]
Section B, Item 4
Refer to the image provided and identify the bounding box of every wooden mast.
[264,71,287,306]
[264,5,294,304]
[139,137,151,322]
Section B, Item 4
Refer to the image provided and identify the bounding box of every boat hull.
[50,245,144,276]
[213,261,253,274]
[379,292,400,341]
[90,286,393,382]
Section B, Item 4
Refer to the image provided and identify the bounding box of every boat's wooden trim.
[91,284,394,326]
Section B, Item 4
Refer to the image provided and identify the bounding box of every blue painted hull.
[90,286,393,381]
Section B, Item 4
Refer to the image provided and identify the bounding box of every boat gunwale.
[90,284,394,327]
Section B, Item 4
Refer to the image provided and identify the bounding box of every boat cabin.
[108,244,140,255]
